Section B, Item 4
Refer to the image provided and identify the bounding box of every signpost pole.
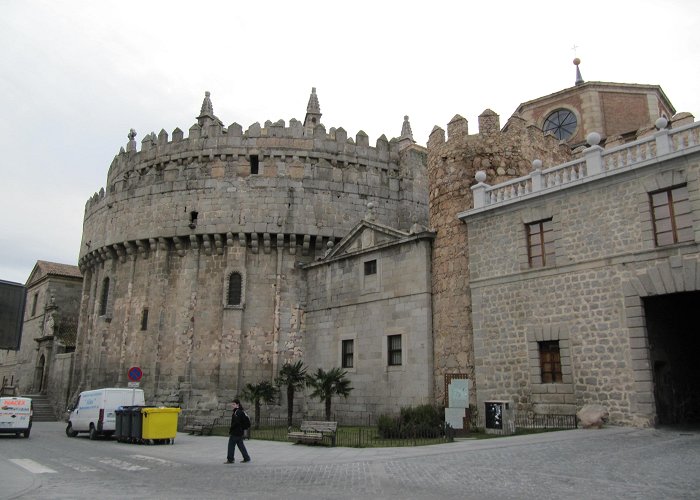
[127,366,143,405]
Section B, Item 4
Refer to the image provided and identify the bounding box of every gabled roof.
[26,261,82,287]
[308,219,433,267]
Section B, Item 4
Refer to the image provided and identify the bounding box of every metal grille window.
[539,341,562,383]
[342,339,354,368]
[388,334,402,366]
[364,259,377,276]
[527,218,554,268]
[650,185,692,246]
[227,272,242,306]
[99,277,110,316]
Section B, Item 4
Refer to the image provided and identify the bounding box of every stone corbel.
[214,234,223,255]
[113,244,126,263]
[106,246,118,261]
[263,233,271,254]
[125,241,137,261]
[289,234,298,255]
[189,234,199,250]
[276,233,284,251]
[202,234,212,256]
[302,234,310,256]
[173,236,185,257]
[250,233,259,254]
[226,232,235,247]
[136,240,148,259]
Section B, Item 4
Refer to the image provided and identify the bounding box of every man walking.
[225,399,251,464]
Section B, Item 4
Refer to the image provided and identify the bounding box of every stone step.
[20,395,58,422]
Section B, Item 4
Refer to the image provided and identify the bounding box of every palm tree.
[306,367,353,420]
[240,381,277,429]
[275,360,307,427]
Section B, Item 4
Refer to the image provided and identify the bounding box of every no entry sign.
[128,366,143,382]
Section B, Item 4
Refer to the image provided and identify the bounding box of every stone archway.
[623,257,700,426]
[33,354,46,393]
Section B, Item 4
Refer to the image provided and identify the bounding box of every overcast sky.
[1,0,698,284]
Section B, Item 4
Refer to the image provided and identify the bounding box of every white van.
[0,397,33,438]
[66,388,144,439]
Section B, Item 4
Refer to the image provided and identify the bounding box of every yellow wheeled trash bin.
[141,407,181,444]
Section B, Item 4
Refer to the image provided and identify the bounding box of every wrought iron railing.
[193,410,576,447]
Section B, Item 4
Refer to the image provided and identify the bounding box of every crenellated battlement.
[80,89,429,262]
[88,90,420,214]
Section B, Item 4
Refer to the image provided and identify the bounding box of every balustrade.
[470,121,700,211]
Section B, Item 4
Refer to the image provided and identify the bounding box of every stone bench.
[288,420,338,446]
[183,421,214,436]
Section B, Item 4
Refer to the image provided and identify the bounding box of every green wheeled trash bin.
[115,407,130,442]
[128,406,148,443]
[141,407,181,444]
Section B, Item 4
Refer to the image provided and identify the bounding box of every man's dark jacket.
[229,408,246,437]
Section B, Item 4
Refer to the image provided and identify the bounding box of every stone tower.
[72,89,429,418]
[426,110,571,405]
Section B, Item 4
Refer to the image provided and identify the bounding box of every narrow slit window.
[250,155,259,175]
[99,277,110,316]
[31,293,38,316]
[227,272,242,306]
[140,308,149,331]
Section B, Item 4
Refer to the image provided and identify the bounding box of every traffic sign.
[128,366,143,382]
[127,382,140,388]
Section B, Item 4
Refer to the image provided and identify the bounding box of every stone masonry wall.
[73,239,310,415]
[303,237,434,419]
[426,111,571,406]
[465,154,700,425]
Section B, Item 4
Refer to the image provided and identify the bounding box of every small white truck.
[66,388,144,439]
[0,396,33,438]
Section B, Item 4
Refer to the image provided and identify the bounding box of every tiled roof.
[35,261,82,279]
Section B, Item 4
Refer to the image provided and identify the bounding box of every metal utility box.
[484,400,515,435]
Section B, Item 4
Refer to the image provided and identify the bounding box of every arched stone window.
[227,272,242,306]
[99,277,110,316]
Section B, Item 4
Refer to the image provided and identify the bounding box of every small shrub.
[377,414,402,439]
[378,405,445,439]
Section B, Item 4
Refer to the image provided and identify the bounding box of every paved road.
[1,422,699,499]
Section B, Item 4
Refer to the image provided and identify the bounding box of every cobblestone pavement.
[2,423,699,499]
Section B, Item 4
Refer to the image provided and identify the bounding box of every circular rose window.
[543,109,577,141]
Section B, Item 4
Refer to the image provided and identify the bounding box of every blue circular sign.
[128,366,143,382]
